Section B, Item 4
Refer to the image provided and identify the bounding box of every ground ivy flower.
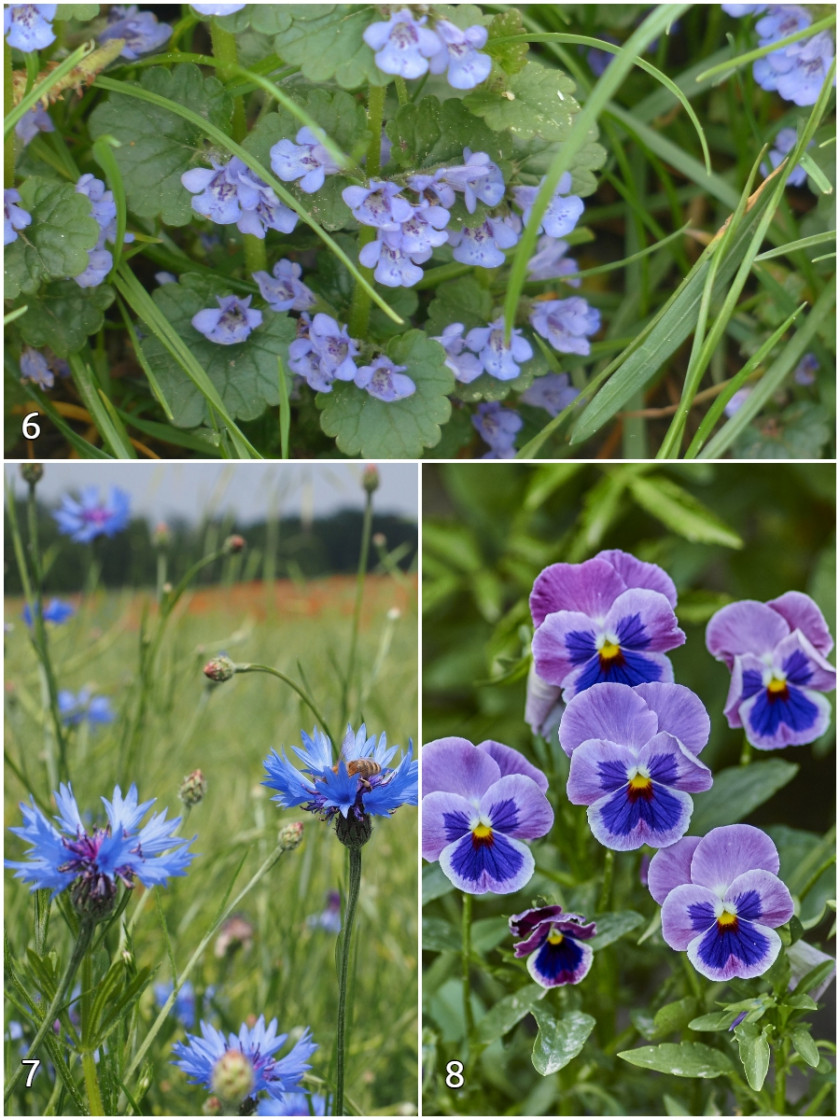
[5,188,31,245]
[288,312,360,389]
[23,598,74,627]
[513,173,585,239]
[559,681,713,850]
[58,688,114,726]
[192,295,262,345]
[173,1017,316,1107]
[527,235,580,285]
[407,169,456,210]
[182,159,245,224]
[15,104,54,145]
[649,824,794,981]
[422,737,553,894]
[706,591,835,749]
[521,373,579,416]
[473,401,523,458]
[433,323,483,384]
[6,782,195,917]
[465,317,533,381]
[53,485,130,542]
[763,127,813,187]
[530,297,601,356]
[73,174,132,288]
[342,180,415,230]
[270,127,341,194]
[510,905,597,987]
[363,7,441,78]
[263,724,417,825]
[99,4,172,60]
[4,4,56,51]
[253,259,315,312]
[738,4,837,106]
[358,233,427,287]
[530,549,685,701]
[354,355,416,401]
[20,345,69,389]
[443,149,506,213]
[449,213,521,268]
[428,19,492,89]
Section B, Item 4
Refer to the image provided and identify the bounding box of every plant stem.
[347,81,386,340]
[210,18,246,142]
[343,486,374,725]
[598,848,615,912]
[462,891,475,1041]
[4,920,95,1101]
[235,663,336,748]
[335,846,362,1116]
[80,951,104,1116]
[774,1038,788,1112]
[740,735,753,766]
[5,40,14,188]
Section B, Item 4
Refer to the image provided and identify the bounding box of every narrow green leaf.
[734,1022,770,1091]
[67,352,136,458]
[618,1042,733,1078]
[689,1010,737,1032]
[653,998,699,1039]
[626,475,743,548]
[588,910,644,950]
[691,761,798,833]
[531,1007,596,1076]
[791,1028,820,1068]
[475,985,547,1046]
[754,230,836,263]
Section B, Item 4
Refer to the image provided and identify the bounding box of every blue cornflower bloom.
[253,259,316,313]
[521,373,579,417]
[192,295,262,345]
[23,598,75,627]
[442,149,505,213]
[5,188,31,245]
[510,906,597,988]
[270,127,341,194]
[15,104,54,145]
[172,1018,317,1106]
[530,297,601,356]
[99,4,172,60]
[472,401,523,458]
[4,4,56,51]
[154,980,214,1029]
[257,1092,327,1115]
[354,355,416,401]
[513,173,585,239]
[263,723,418,824]
[58,688,114,727]
[428,18,492,89]
[53,485,130,542]
[6,782,195,917]
[363,7,441,79]
[465,317,533,381]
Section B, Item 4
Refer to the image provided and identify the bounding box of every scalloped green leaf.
[464,61,581,143]
[318,330,454,457]
[532,1007,596,1076]
[619,1042,733,1078]
[386,95,514,176]
[242,88,365,167]
[138,275,297,428]
[485,8,530,75]
[4,178,100,300]
[732,401,832,459]
[16,280,115,357]
[426,277,492,336]
[270,5,389,89]
[88,64,232,227]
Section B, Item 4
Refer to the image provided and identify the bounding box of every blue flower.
[5,188,31,245]
[192,295,262,345]
[433,323,483,384]
[472,401,522,458]
[527,235,580,284]
[15,104,54,145]
[58,688,114,727]
[23,598,75,627]
[530,297,601,356]
[73,174,129,288]
[407,169,456,210]
[191,4,246,14]
[363,7,441,79]
[513,173,585,238]
[510,905,597,987]
[20,346,64,389]
[465,317,533,381]
[270,127,341,194]
[4,4,56,51]
[354,355,416,401]
[182,158,297,237]
[99,4,172,60]
[6,782,196,915]
[428,19,492,89]
[257,1092,327,1115]
[306,889,342,934]
[53,485,130,542]
[749,6,835,106]
[288,312,359,391]
[449,213,521,268]
[253,259,316,312]
[172,1018,317,1105]
[342,180,415,230]
[442,149,505,213]
[154,980,214,1029]
[763,127,813,187]
[521,373,579,417]
[793,352,818,385]
[263,724,418,823]
[181,160,244,225]
[358,233,426,287]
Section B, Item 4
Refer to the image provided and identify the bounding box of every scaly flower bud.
[180,769,207,807]
[20,463,44,485]
[211,1049,255,1104]
[362,464,380,493]
[278,821,304,851]
[224,534,246,554]
[203,655,236,682]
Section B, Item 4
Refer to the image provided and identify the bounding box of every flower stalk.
[348,81,386,340]
[335,845,363,1115]
[462,890,475,1041]
[343,478,375,726]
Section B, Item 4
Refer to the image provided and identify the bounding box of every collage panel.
[4,462,419,1116]
[421,463,835,1117]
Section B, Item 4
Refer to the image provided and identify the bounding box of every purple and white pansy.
[530,549,685,704]
[706,591,835,749]
[509,905,597,988]
[559,682,713,850]
[422,737,553,895]
[649,824,794,981]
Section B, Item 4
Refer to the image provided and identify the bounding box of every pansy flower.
[422,737,553,895]
[559,682,712,850]
[706,591,835,749]
[509,905,597,988]
[530,549,685,703]
[649,824,794,981]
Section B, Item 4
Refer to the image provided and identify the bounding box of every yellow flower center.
[547,930,564,945]
[599,640,621,661]
[717,909,738,928]
[767,676,788,695]
[628,774,651,792]
[472,823,493,840]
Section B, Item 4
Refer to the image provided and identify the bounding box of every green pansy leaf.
[653,998,699,1039]
[270,6,388,90]
[5,178,100,299]
[422,863,454,905]
[688,1010,737,1032]
[588,910,644,950]
[790,1027,820,1069]
[139,274,297,428]
[476,984,547,1046]
[734,1022,771,1091]
[317,330,454,458]
[88,64,232,227]
[16,281,114,357]
[618,1042,734,1078]
[422,916,460,953]
[691,761,799,834]
[531,1006,596,1076]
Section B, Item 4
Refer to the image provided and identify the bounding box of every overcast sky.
[5,463,418,525]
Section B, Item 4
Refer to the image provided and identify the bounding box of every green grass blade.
[23,390,114,458]
[754,231,836,263]
[92,136,128,275]
[115,294,175,421]
[696,13,836,83]
[4,40,92,137]
[66,351,137,458]
[277,354,291,460]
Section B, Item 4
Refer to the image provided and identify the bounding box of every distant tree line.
[5,502,417,594]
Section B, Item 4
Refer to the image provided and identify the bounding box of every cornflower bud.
[372,532,387,548]
[180,769,207,807]
[362,464,380,493]
[278,821,305,851]
[153,521,171,548]
[71,871,118,922]
[224,534,246,554]
[211,1049,254,1104]
[204,655,236,682]
[20,463,44,485]
[335,812,373,850]
[202,1096,222,1116]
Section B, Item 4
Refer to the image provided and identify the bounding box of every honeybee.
[332,756,382,790]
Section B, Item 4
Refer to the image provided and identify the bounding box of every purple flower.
[428,19,492,89]
[793,352,818,385]
[270,127,341,194]
[706,592,835,749]
[20,347,56,389]
[305,313,358,381]
[99,4,172,60]
[53,485,130,542]
[443,149,505,214]
[172,1017,317,1105]
[253,259,315,312]
[354,355,416,402]
[527,235,580,285]
[530,549,685,701]
[73,174,127,288]
[306,890,342,934]
[449,212,521,268]
[6,782,195,911]
[15,104,54,145]
[763,127,813,187]
[363,7,441,79]
[192,295,262,345]
[724,387,752,417]
[191,4,246,14]
[513,173,585,239]
[649,824,794,981]
[473,401,522,458]
[751,7,835,106]
[4,4,56,51]
[530,297,601,356]
[23,598,75,627]
[257,1092,327,1116]
[407,169,456,210]
[586,32,620,76]
[5,188,31,245]
[422,737,553,895]
[433,323,483,384]
[465,317,533,381]
[342,180,414,230]
[358,234,426,287]
[182,159,245,225]
[559,682,712,850]
[510,905,597,987]
[389,201,450,253]
[58,688,114,727]
[722,4,767,14]
[521,373,579,417]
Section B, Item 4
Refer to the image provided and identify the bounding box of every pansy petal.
[439,830,534,895]
[638,733,713,794]
[740,683,831,749]
[559,682,659,758]
[477,739,549,792]
[690,824,780,889]
[532,608,600,688]
[509,904,565,941]
[588,781,692,851]
[769,590,834,655]
[530,558,628,628]
[421,738,500,798]
[725,869,794,928]
[420,790,474,861]
[648,836,702,904]
[566,737,637,803]
[706,601,790,668]
[777,630,837,692]
[595,549,678,607]
[524,666,564,738]
[660,882,719,949]
[688,919,780,982]
[568,647,675,698]
[634,682,711,756]
[528,935,593,987]
[478,774,554,840]
[604,588,686,654]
